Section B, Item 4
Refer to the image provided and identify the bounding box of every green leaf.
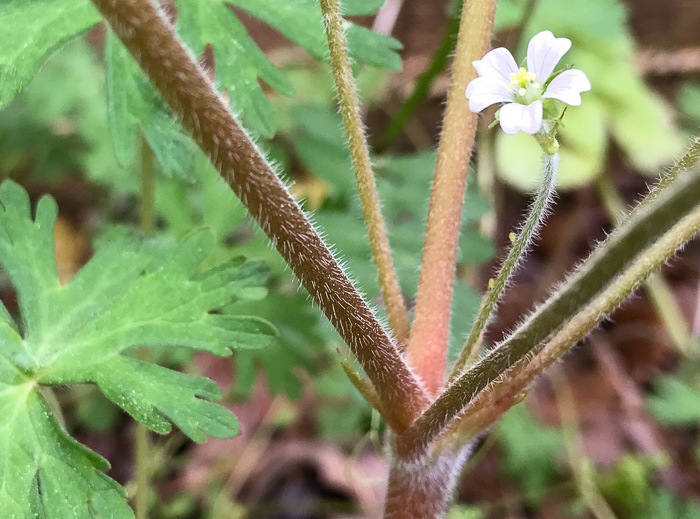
[0,38,127,187]
[496,98,608,191]
[170,0,400,137]
[342,0,388,16]
[679,82,700,123]
[0,0,100,109]
[647,375,700,426]
[105,31,199,180]
[0,180,276,516]
[498,404,565,501]
[640,492,700,519]
[227,0,402,68]
[0,372,133,518]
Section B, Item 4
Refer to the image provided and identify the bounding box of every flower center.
[508,67,543,105]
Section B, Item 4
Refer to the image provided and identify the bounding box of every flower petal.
[542,69,591,106]
[499,100,543,135]
[472,47,518,88]
[465,77,513,113]
[526,30,572,81]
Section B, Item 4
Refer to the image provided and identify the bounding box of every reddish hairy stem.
[406,0,497,393]
[383,446,472,519]
[90,0,429,430]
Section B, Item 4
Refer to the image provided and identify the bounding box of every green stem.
[396,163,700,460]
[596,173,694,355]
[320,0,410,345]
[133,422,151,519]
[551,369,619,519]
[406,0,498,395]
[134,135,156,519]
[90,0,430,431]
[139,135,156,234]
[451,153,558,378]
[377,13,460,151]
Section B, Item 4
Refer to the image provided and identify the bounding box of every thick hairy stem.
[383,445,473,519]
[90,0,429,430]
[320,0,410,345]
[396,166,700,459]
[406,0,498,394]
[451,153,558,377]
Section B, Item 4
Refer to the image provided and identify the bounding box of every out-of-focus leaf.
[498,404,565,501]
[105,31,198,180]
[647,376,700,426]
[679,82,700,124]
[639,492,700,519]
[496,97,608,191]
[0,0,100,109]
[172,0,400,137]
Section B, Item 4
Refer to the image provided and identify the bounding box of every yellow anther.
[509,67,537,92]
[488,278,495,289]
[509,232,516,243]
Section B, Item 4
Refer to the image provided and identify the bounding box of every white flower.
[465,31,591,135]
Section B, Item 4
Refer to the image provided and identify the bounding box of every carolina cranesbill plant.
[4,0,700,517]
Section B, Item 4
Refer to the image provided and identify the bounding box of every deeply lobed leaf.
[0,181,275,516]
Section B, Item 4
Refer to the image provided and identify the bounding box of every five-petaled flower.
[465,31,591,135]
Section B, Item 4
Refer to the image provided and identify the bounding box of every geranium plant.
[1,0,700,517]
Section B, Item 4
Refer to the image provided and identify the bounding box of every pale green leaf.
[105,31,198,180]
[647,376,700,426]
[496,98,608,191]
[0,0,100,109]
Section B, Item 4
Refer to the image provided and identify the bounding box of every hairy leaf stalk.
[596,173,694,355]
[90,0,430,430]
[397,164,700,459]
[320,0,410,345]
[452,198,700,444]
[407,0,498,394]
[452,153,558,377]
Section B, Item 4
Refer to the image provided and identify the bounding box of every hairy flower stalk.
[451,152,559,378]
[320,0,410,345]
[89,0,430,431]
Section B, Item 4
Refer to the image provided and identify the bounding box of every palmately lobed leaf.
[0,180,276,516]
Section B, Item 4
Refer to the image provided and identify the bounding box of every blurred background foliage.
[2,0,700,517]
